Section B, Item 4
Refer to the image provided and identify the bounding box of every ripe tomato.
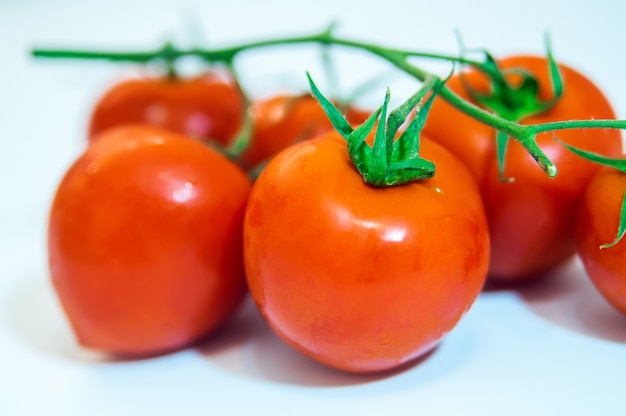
[48,125,251,356]
[239,94,370,168]
[423,55,622,283]
[87,72,243,145]
[576,166,626,315]
[243,132,490,373]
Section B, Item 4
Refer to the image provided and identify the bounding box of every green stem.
[31,27,625,178]
[222,63,254,159]
[557,139,626,249]
[31,48,162,62]
[527,119,626,134]
[32,29,486,67]
[437,84,557,177]
[363,49,558,177]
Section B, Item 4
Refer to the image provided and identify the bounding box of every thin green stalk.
[31,26,626,178]
[222,63,254,158]
[527,119,626,134]
[437,84,557,177]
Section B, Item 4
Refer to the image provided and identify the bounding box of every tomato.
[423,55,623,283]
[87,72,243,145]
[48,125,251,356]
[243,132,490,373]
[576,166,626,315]
[239,94,370,168]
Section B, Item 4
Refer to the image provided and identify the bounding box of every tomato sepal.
[308,73,443,187]
[463,42,563,122]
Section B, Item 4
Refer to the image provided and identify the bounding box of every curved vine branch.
[31,25,626,178]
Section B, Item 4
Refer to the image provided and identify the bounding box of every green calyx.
[558,139,626,249]
[467,49,563,122]
[464,39,564,181]
[308,73,440,187]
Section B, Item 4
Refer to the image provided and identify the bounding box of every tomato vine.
[32,24,626,180]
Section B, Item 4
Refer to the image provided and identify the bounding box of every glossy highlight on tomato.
[424,55,623,283]
[243,131,490,373]
[88,72,243,145]
[48,125,251,356]
[576,167,626,315]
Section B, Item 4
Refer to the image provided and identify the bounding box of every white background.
[1,0,626,415]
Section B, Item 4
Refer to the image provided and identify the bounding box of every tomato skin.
[576,167,626,315]
[48,125,251,356]
[88,73,243,144]
[423,55,622,283]
[243,132,489,373]
[240,94,370,168]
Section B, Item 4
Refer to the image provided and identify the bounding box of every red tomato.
[423,55,622,283]
[576,166,626,315]
[87,72,243,145]
[48,125,251,356]
[243,132,490,373]
[239,94,370,168]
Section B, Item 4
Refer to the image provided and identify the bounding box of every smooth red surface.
[48,125,251,356]
[87,73,243,145]
[240,94,370,168]
[243,132,490,373]
[576,167,626,315]
[423,55,622,283]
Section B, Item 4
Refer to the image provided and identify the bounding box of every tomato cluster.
[47,52,625,373]
[50,71,376,362]
[422,55,626,319]
[424,56,622,283]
